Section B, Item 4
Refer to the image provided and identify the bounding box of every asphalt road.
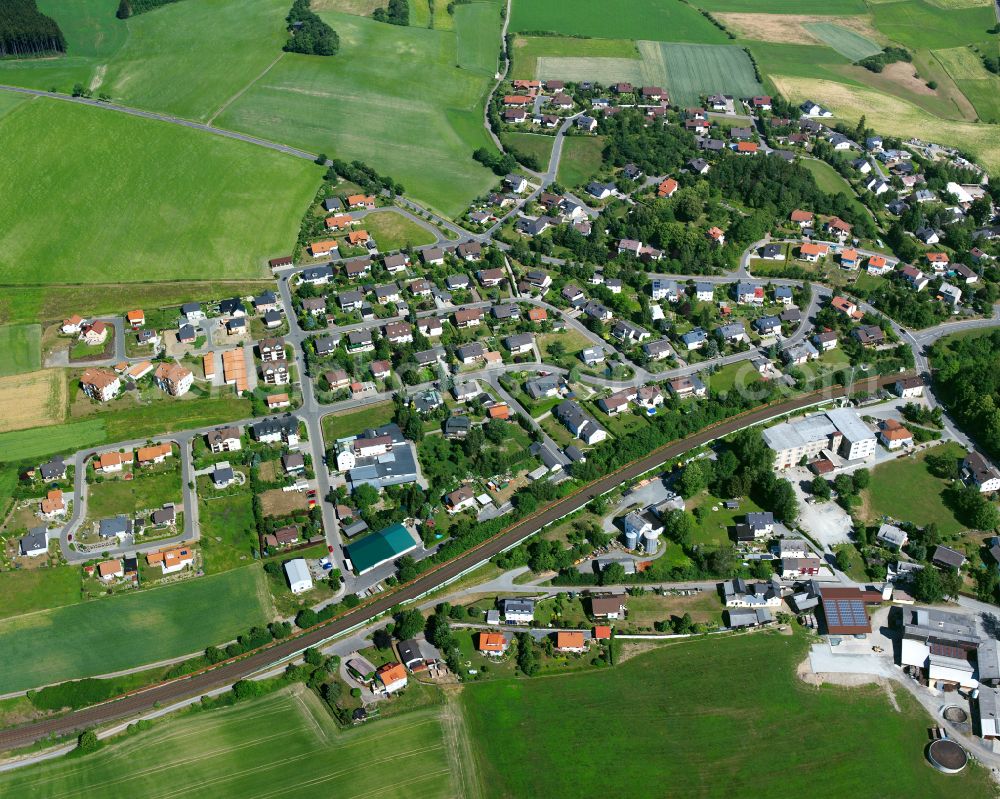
[0,371,900,752]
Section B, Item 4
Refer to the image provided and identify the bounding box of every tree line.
[0,0,65,58]
[284,0,339,56]
[115,0,184,19]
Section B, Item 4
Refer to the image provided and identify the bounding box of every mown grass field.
[0,324,41,376]
[362,210,437,251]
[216,11,499,217]
[0,567,81,621]
[869,0,997,50]
[803,22,883,62]
[771,74,1000,173]
[0,419,107,464]
[510,0,729,42]
[200,489,258,574]
[455,0,503,75]
[556,136,605,188]
[321,400,395,441]
[511,35,638,80]
[502,131,554,167]
[0,689,459,799]
[86,466,182,520]
[0,98,318,285]
[0,566,271,693]
[698,0,868,12]
[864,441,966,536]
[462,632,996,798]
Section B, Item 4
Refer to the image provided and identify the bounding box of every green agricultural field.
[511,35,638,80]
[535,55,647,86]
[869,0,997,50]
[0,98,318,285]
[0,567,81,621]
[557,135,605,188]
[933,46,1000,123]
[0,689,460,798]
[0,324,41,377]
[640,41,764,109]
[0,419,107,464]
[0,93,28,120]
[750,41,854,85]
[803,22,883,62]
[99,394,252,442]
[216,11,500,217]
[322,400,395,441]
[510,0,729,42]
[502,132,554,168]
[0,0,290,122]
[462,632,996,798]
[864,442,967,535]
[455,1,503,75]
[697,0,868,12]
[362,210,437,251]
[0,566,271,693]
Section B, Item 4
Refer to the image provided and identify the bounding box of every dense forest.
[115,0,184,19]
[0,0,65,58]
[930,331,1000,459]
[284,0,339,56]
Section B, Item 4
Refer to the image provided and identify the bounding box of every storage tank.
[642,528,661,555]
[624,529,639,550]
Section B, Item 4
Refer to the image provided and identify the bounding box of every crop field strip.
[0,692,457,799]
[802,22,883,62]
[0,369,65,433]
[0,566,271,694]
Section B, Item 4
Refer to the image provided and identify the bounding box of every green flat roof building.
[345,523,418,575]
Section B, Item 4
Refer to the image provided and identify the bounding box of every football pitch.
[0,567,271,694]
[0,689,457,799]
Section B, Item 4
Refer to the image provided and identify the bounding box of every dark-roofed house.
[932,545,966,571]
[590,594,627,620]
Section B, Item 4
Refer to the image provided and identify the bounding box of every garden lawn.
[864,442,966,535]
[705,360,761,395]
[86,467,182,520]
[0,99,319,284]
[0,689,459,799]
[362,210,437,251]
[0,324,41,376]
[510,0,729,42]
[624,590,723,628]
[687,492,763,548]
[216,11,500,217]
[462,632,996,798]
[322,401,395,441]
[0,566,271,693]
[557,136,606,188]
[0,567,81,621]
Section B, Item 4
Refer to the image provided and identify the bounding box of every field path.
[207,52,286,127]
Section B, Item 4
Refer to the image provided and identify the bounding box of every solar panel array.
[826,598,868,629]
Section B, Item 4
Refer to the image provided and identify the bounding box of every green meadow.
[0,325,41,377]
[0,98,318,284]
[463,632,996,798]
[510,0,729,42]
[216,11,501,216]
[0,566,271,693]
